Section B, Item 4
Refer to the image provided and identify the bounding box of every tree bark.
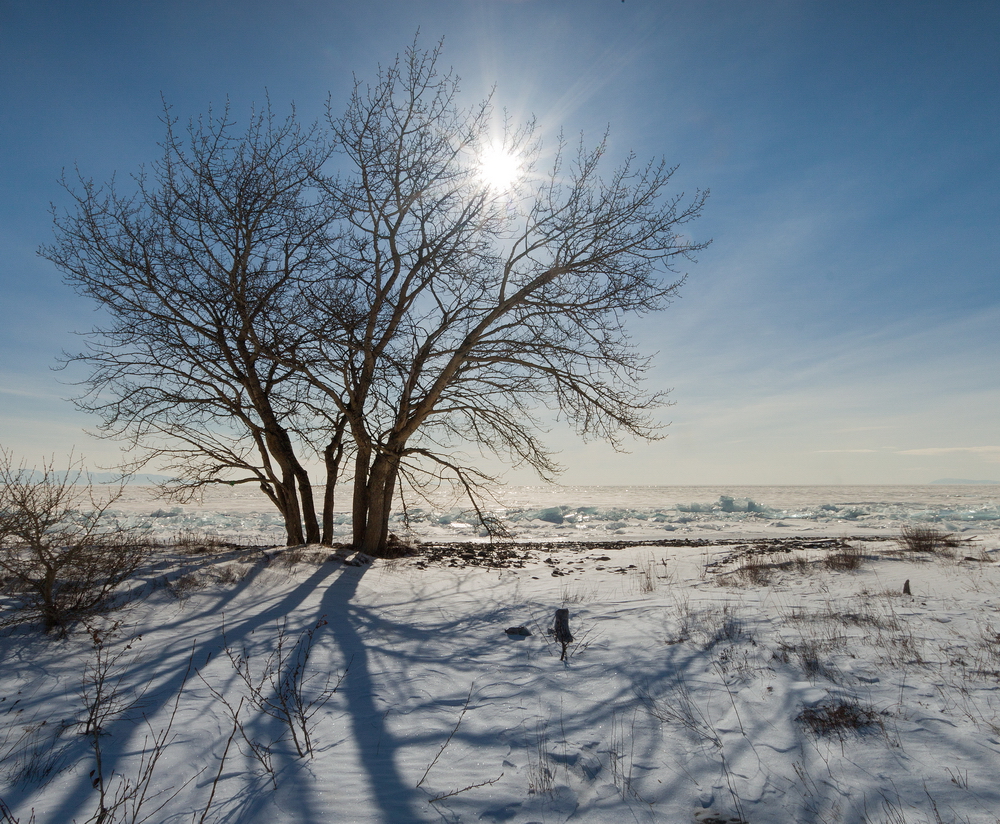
[275,469,305,546]
[294,465,321,545]
[351,445,372,548]
[357,452,399,556]
[321,421,347,546]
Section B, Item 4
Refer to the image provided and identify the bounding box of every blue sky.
[1,0,997,485]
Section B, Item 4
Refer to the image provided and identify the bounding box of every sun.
[477,144,521,192]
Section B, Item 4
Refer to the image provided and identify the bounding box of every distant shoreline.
[929,478,1000,485]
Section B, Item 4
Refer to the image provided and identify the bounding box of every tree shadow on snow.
[25,556,352,824]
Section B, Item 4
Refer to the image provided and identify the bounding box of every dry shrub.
[208,563,252,585]
[717,553,774,587]
[898,525,962,555]
[824,544,865,571]
[275,548,331,568]
[171,530,236,555]
[797,698,886,738]
[0,448,146,633]
[379,533,416,559]
[701,605,753,650]
[166,572,204,599]
[775,624,847,682]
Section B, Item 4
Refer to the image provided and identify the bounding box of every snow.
[3,485,1000,823]
[109,484,1000,546]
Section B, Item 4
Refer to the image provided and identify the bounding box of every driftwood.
[554,608,573,660]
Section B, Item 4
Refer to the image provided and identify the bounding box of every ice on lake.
[111,484,1000,545]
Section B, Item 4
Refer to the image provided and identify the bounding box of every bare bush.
[824,544,866,571]
[77,632,211,824]
[0,449,145,633]
[632,553,672,594]
[716,552,778,586]
[79,623,147,738]
[169,530,238,555]
[219,617,348,759]
[797,698,886,739]
[898,524,962,555]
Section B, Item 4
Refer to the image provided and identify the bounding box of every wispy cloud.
[897,446,1000,460]
[0,384,61,400]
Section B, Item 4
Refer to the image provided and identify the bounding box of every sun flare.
[477,145,521,192]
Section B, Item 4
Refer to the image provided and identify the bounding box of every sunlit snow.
[3,485,1000,823]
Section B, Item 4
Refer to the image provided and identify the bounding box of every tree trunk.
[294,466,321,545]
[352,444,372,548]
[378,460,400,550]
[41,564,59,633]
[262,424,321,546]
[357,453,399,556]
[268,477,294,544]
[321,423,347,546]
[275,470,305,546]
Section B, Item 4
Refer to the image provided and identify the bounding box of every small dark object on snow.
[902,578,911,595]
[505,626,532,637]
[554,608,573,660]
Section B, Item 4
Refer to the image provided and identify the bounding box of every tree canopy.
[44,42,708,554]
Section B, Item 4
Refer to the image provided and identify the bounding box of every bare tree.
[44,41,707,556]
[0,449,143,633]
[43,105,346,546]
[294,42,709,554]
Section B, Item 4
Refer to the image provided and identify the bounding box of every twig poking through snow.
[416,683,474,789]
[428,773,504,803]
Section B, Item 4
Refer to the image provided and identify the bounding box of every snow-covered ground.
[3,486,1000,823]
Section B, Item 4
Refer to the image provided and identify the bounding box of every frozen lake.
[111,484,1000,546]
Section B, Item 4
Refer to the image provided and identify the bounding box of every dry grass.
[700,604,754,650]
[273,547,331,568]
[166,572,205,599]
[716,553,777,586]
[773,624,847,682]
[723,545,869,581]
[207,563,253,585]
[632,553,673,594]
[166,561,253,598]
[170,530,239,555]
[824,544,866,571]
[797,698,887,739]
[898,525,963,556]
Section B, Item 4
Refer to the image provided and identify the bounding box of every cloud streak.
[898,446,1000,461]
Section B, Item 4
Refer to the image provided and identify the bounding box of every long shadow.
[35,557,344,824]
[315,566,429,824]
